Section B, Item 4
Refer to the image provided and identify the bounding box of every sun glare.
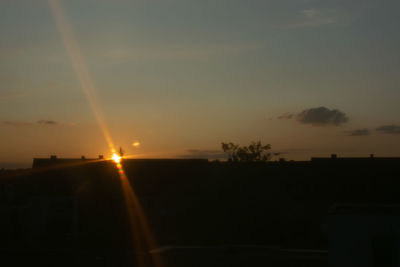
[112,153,121,163]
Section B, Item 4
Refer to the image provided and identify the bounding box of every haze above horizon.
[1,0,400,168]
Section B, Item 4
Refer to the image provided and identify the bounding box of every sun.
[112,153,121,163]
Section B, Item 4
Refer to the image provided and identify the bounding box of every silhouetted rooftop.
[32,156,209,168]
[32,155,102,168]
[32,154,400,168]
[311,154,400,163]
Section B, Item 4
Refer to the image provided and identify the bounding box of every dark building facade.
[1,155,399,266]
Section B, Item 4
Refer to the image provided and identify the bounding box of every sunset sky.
[1,0,400,168]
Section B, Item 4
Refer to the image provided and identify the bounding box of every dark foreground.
[1,157,399,266]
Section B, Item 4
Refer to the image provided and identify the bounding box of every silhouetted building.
[311,155,400,163]
[1,154,399,266]
[32,155,104,168]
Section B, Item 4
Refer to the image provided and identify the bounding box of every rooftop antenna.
[119,147,125,157]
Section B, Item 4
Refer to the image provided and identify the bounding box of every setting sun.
[112,153,121,163]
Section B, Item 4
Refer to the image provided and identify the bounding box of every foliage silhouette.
[221,141,272,162]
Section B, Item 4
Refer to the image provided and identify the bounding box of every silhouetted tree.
[221,141,272,162]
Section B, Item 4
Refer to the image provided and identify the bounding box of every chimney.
[98,155,104,159]
[81,156,86,159]
[50,155,57,160]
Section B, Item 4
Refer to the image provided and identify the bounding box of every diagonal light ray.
[48,0,115,153]
[48,1,164,266]
[117,162,165,267]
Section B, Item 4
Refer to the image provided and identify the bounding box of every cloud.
[37,120,57,126]
[279,106,349,126]
[302,9,319,19]
[376,125,400,135]
[178,149,227,160]
[300,8,337,26]
[276,8,337,29]
[297,107,348,126]
[347,128,370,136]
[2,120,59,127]
[277,112,295,120]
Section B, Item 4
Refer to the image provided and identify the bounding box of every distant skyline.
[1,0,400,168]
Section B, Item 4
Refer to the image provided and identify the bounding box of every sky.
[1,0,400,168]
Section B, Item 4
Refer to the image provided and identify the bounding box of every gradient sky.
[1,0,400,168]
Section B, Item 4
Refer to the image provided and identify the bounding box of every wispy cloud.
[347,128,370,136]
[37,120,57,126]
[2,120,65,127]
[276,8,337,29]
[277,112,295,120]
[303,9,319,19]
[376,125,400,135]
[279,106,349,126]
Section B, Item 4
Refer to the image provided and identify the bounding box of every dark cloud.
[376,125,400,134]
[347,128,370,136]
[178,149,227,160]
[297,107,348,126]
[37,120,57,126]
[279,106,348,126]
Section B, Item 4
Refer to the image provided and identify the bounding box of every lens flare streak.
[116,162,164,267]
[48,0,115,152]
[48,1,163,266]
